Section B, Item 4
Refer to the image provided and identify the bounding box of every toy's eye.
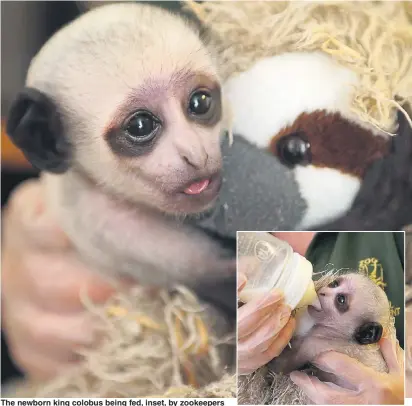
[329,279,340,288]
[124,111,161,142]
[188,90,213,116]
[277,132,312,167]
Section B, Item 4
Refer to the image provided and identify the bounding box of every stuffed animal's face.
[224,51,390,229]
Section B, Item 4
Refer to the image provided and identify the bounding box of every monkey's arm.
[43,172,236,289]
[268,335,333,374]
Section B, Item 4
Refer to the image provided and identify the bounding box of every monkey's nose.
[183,152,209,170]
[319,292,326,296]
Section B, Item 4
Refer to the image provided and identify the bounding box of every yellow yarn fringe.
[15,286,235,398]
[186,1,412,135]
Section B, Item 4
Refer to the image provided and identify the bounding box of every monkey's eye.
[336,294,346,306]
[124,111,161,142]
[277,132,312,167]
[188,90,212,116]
[329,279,340,288]
[335,293,349,313]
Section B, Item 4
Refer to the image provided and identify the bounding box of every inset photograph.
[237,231,405,405]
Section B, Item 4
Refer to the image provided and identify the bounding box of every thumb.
[6,179,70,250]
[290,371,358,405]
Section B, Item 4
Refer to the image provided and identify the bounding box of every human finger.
[2,301,99,380]
[238,318,295,375]
[238,289,284,338]
[380,337,402,374]
[238,272,247,292]
[290,371,359,405]
[397,344,405,372]
[312,351,374,388]
[238,304,291,352]
[7,338,79,381]
[4,179,71,251]
[4,302,98,353]
[3,249,126,313]
[263,317,296,360]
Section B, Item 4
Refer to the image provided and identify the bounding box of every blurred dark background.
[1,0,182,386]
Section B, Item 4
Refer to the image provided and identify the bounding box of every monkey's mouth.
[184,179,212,195]
[180,173,222,198]
[166,172,222,213]
[308,294,322,312]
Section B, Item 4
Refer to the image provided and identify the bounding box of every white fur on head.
[26,3,223,213]
[27,3,217,125]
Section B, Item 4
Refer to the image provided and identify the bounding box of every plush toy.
[185,0,412,234]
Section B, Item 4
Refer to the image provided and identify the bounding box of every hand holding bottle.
[237,258,296,375]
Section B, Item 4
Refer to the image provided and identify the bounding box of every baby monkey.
[6,3,235,290]
[270,273,390,377]
[238,273,394,405]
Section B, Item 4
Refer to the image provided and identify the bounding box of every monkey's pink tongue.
[184,179,210,195]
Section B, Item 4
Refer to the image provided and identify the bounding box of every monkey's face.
[7,4,226,215]
[308,274,389,342]
[72,70,224,215]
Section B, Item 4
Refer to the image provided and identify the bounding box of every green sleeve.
[305,232,404,348]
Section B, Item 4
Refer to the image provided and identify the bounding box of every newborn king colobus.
[238,273,395,405]
[6,3,236,310]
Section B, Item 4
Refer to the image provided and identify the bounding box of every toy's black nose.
[191,134,307,237]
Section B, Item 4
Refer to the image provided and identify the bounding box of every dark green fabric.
[305,232,404,348]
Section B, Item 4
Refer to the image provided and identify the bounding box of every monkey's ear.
[354,322,383,345]
[6,87,71,173]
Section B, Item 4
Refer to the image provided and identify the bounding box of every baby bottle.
[237,232,318,314]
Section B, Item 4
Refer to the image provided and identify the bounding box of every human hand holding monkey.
[237,260,296,375]
[290,336,404,405]
[1,179,133,380]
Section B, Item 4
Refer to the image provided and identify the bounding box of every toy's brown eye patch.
[268,110,390,178]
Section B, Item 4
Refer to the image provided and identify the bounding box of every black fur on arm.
[316,109,412,231]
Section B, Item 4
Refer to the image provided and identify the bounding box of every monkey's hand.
[317,110,412,231]
[237,264,296,375]
[290,336,404,405]
[1,179,131,380]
